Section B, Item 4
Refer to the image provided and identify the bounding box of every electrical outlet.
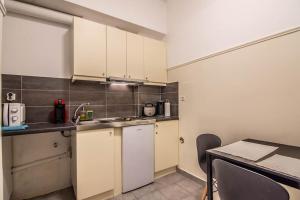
[6,92,16,102]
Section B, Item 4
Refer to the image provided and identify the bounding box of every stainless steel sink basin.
[76,117,156,132]
[79,120,99,125]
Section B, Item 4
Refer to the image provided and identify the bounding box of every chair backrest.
[213,159,290,200]
[196,133,221,173]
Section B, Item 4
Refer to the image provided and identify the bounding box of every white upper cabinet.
[126,32,144,80]
[144,37,167,83]
[107,26,127,79]
[73,17,167,83]
[73,17,107,80]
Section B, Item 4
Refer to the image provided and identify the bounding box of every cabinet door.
[107,26,127,78]
[155,121,179,172]
[144,37,167,83]
[73,17,107,78]
[76,129,114,200]
[127,32,144,80]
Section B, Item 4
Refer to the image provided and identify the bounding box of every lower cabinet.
[72,129,114,200]
[155,120,179,172]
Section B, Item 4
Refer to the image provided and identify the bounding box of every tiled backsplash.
[2,74,179,123]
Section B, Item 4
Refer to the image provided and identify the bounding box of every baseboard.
[176,167,206,184]
[154,166,177,179]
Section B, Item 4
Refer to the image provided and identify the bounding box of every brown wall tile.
[70,90,106,106]
[107,105,135,118]
[70,80,106,91]
[2,74,21,89]
[26,107,54,123]
[139,93,161,105]
[22,76,69,90]
[138,85,161,94]
[162,82,178,93]
[162,93,179,105]
[106,84,133,93]
[2,74,179,123]
[22,90,69,106]
[69,105,106,120]
[171,104,179,116]
[107,92,134,105]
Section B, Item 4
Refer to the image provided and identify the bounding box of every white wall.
[65,0,167,34]
[168,30,300,199]
[167,0,300,67]
[2,13,72,78]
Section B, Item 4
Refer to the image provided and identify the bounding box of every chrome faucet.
[72,103,90,124]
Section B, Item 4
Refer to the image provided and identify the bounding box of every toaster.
[3,103,26,127]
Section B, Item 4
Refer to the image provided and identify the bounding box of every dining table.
[206,139,300,200]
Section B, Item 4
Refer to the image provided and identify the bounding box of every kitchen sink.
[78,120,99,125]
[98,117,137,123]
[76,117,156,132]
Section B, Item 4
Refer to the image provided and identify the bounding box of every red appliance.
[54,99,67,123]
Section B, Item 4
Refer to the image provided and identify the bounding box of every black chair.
[196,134,221,200]
[213,159,290,200]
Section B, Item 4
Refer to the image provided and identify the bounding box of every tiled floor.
[30,172,206,200]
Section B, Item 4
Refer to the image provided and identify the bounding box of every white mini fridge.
[122,124,155,193]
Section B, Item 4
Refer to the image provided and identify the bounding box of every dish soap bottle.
[164,99,171,117]
[80,107,87,121]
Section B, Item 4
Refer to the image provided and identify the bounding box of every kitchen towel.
[257,154,300,178]
[2,125,29,132]
[213,141,279,161]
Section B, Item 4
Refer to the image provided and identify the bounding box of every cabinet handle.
[156,132,158,135]
[124,74,126,78]
[155,124,158,128]
[146,77,148,80]
[129,75,131,79]
[109,132,112,136]
[102,73,105,76]
[179,137,184,144]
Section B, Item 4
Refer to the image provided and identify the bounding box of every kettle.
[143,103,156,117]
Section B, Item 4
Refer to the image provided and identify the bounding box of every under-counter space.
[2,122,76,137]
[72,120,179,200]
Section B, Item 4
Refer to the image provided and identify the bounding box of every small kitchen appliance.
[54,99,67,123]
[2,103,26,127]
[156,101,165,116]
[143,103,156,117]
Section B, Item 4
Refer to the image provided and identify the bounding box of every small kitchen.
[1,1,180,200]
[2,0,300,200]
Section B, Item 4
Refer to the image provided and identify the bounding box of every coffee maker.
[54,99,67,123]
[156,101,165,116]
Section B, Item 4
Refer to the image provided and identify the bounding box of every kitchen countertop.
[147,116,179,122]
[2,122,76,137]
[76,116,179,132]
[1,116,179,136]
